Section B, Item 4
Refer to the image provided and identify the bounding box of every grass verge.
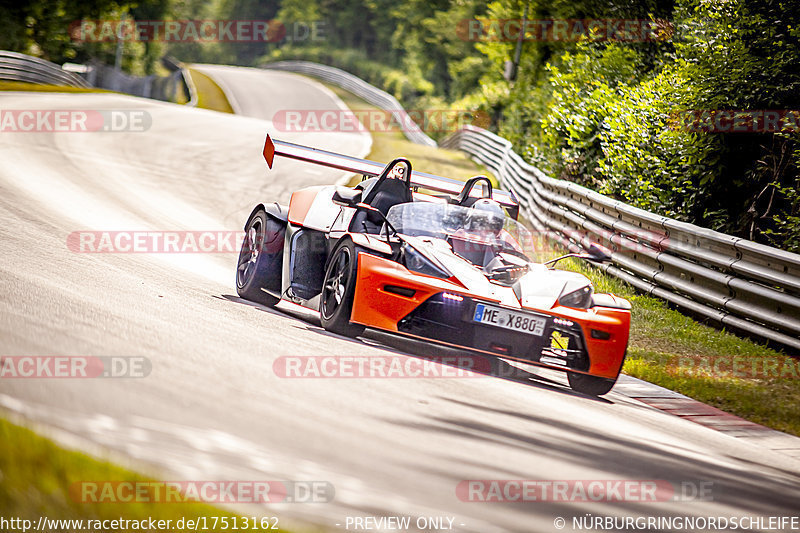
[185,68,234,113]
[0,417,290,531]
[325,81,800,437]
[564,257,800,436]
[0,81,109,93]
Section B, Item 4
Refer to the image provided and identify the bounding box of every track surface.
[1,67,799,532]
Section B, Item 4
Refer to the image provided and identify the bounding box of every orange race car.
[236,135,631,395]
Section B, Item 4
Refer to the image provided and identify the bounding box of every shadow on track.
[219,292,610,403]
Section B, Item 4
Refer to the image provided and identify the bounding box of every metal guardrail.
[0,51,194,105]
[261,61,437,147]
[87,60,155,96]
[441,126,800,351]
[87,60,195,105]
[0,51,91,88]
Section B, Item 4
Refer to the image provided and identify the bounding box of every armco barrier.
[87,60,194,105]
[441,126,800,351]
[0,51,91,88]
[0,51,195,105]
[261,61,437,147]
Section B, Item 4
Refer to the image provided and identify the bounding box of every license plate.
[473,304,546,336]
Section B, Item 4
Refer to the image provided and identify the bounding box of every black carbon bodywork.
[289,229,327,300]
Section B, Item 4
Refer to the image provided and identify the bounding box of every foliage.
[483,0,800,247]
[538,44,642,189]
[0,0,170,75]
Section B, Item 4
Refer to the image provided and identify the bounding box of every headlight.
[558,285,593,309]
[403,245,451,279]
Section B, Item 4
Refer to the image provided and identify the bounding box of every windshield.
[386,202,539,264]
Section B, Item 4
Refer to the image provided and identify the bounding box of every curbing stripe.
[616,374,800,459]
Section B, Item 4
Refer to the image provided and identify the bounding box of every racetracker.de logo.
[457,19,673,42]
[71,480,334,503]
[70,20,326,43]
[0,110,151,132]
[666,355,800,379]
[273,355,492,378]
[456,480,714,502]
[67,231,247,253]
[668,110,800,133]
[273,109,491,133]
[0,356,151,378]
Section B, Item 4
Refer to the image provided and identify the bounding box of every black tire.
[236,209,284,307]
[320,240,366,337]
[567,372,616,396]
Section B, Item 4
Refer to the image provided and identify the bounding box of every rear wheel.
[320,240,365,337]
[568,372,616,396]
[236,210,284,307]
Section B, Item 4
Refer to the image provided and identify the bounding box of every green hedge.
[488,0,800,251]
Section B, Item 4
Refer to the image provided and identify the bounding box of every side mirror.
[332,188,361,207]
[584,243,612,263]
[544,243,612,269]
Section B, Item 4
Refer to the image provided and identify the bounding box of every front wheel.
[320,240,365,338]
[567,372,616,396]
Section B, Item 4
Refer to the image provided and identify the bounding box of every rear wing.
[263,134,519,219]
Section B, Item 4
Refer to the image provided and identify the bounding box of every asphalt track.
[1,66,799,532]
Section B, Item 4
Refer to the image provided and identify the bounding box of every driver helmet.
[467,198,506,234]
